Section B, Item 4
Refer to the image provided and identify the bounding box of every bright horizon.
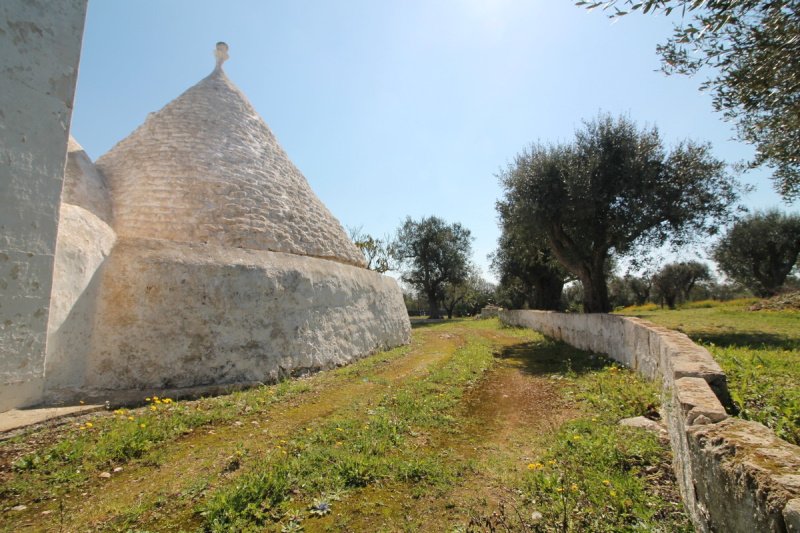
[71,1,798,283]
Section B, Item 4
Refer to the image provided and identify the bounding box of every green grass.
[201,334,494,532]
[1,319,690,532]
[618,300,800,445]
[469,335,690,532]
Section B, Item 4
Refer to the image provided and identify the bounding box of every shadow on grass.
[497,339,612,377]
[682,331,798,351]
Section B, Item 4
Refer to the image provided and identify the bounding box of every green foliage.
[442,266,496,318]
[712,210,800,297]
[348,226,394,273]
[393,215,473,318]
[493,198,568,310]
[652,261,712,309]
[579,0,800,200]
[499,114,739,313]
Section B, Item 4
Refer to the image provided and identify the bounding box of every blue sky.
[71,1,796,281]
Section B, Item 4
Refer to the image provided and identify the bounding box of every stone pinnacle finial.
[214,42,229,71]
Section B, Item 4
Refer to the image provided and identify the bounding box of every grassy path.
[1,320,690,532]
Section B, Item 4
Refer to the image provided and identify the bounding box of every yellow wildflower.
[602,479,611,486]
[556,487,564,493]
[571,484,578,491]
[145,397,151,402]
[128,416,135,421]
[140,423,146,429]
[610,490,617,497]
[150,405,157,411]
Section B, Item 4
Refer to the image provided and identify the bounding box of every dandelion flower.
[570,484,578,491]
[610,490,617,497]
[128,416,135,421]
[85,422,93,428]
[79,426,86,430]
[556,487,564,493]
[140,423,146,429]
[150,405,157,411]
[548,459,557,465]
[572,435,581,441]
[336,427,344,432]
[603,479,611,486]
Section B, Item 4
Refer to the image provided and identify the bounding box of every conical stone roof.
[96,44,365,267]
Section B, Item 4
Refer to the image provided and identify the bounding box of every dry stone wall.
[96,69,365,267]
[0,0,87,412]
[500,310,800,533]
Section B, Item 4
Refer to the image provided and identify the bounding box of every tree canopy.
[348,226,394,273]
[652,261,712,309]
[493,199,568,310]
[578,0,800,200]
[712,210,800,297]
[498,114,740,313]
[393,216,473,319]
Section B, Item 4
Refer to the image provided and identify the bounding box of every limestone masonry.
[2,36,410,410]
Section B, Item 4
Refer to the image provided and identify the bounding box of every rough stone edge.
[500,309,800,533]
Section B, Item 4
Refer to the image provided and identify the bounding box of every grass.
[618,299,800,445]
[0,319,689,532]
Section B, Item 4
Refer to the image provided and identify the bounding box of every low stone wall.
[500,310,800,533]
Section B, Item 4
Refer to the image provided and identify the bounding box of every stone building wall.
[501,310,800,533]
[0,0,88,412]
[45,239,410,403]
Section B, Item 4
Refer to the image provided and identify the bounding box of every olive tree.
[499,114,739,313]
[492,200,569,310]
[579,0,800,200]
[652,261,712,309]
[712,210,800,297]
[393,216,473,319]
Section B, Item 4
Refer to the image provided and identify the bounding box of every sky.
[71,0,797,282]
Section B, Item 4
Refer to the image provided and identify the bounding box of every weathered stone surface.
[674,377,728,426]
[0,0,87,412]
[785,499,800,532]
[688,419,800,533]
[619,416,668,441]
[62,137,112,223]
[45,239,410,398]
[96,64,364,267]
[45,204,116,392]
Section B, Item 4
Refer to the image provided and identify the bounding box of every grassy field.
[618,300,799,445]
[0,319,689,532]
